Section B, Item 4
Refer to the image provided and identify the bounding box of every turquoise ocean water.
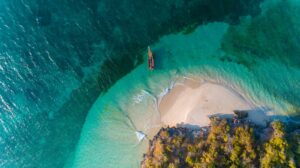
[0,0,300,167]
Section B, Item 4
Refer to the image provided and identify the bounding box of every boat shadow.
[153,47,170,70]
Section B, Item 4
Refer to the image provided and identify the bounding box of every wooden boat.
[148,46,154,70]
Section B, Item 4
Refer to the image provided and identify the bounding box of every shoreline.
[158,78,270,128]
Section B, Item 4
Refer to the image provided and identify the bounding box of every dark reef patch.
[221,1,300,108]
[222,1,300,67]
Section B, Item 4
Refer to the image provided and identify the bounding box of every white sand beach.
[159,79,269,127]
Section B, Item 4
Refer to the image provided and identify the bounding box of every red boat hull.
[148,46,154,70]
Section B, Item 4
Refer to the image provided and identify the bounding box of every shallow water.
[71,1,300,166]
[1,0,299,167]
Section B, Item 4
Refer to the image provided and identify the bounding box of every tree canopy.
[142,119,298,168]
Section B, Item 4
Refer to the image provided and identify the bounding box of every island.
[141,116,300,168]
[140,79,300,168]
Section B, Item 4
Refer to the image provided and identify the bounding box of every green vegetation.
[230,125,256,167]
[260,121,296,168]
[142,118,299,168]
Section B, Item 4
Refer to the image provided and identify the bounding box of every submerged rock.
[234,110,248,119]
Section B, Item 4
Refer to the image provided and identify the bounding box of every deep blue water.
[3,0,299,167]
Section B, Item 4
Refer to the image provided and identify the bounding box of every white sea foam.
[135,131,146,142]
[132,90,148,104]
